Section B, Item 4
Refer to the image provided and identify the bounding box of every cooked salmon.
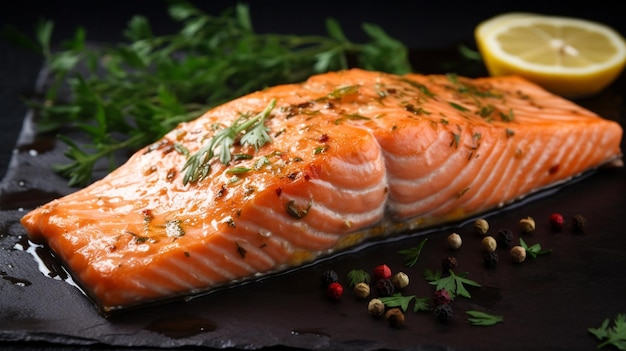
[21,69,623,313]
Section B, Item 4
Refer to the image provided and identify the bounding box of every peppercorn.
[432,289,451,306]
[518,216,535,233]
[510,245,526,263]
[474,218,489,236]
[392,272,409,290]
[572,214,587,234]
[326,282,344,300]
[353,282,371,299]
[481,236,497,252]
[368,298,385,317]
[497,229,514,248]
[483,251,499,268]
[549,213,565,232]
[320,270,339,288]
[433,304,453,323]
[385,308,405,327]
[447,233,462,250]
[373,264,392,281]
[441,256,458,271]
[375,278,395,297]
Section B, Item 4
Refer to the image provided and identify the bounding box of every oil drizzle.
[13,235,82,291]
[0,270,32,286]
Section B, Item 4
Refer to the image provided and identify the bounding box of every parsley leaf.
[397,238,428,268]
[466,311,504,326]
[424,269,481,299]
[346,269,371,289]
[588,314,626,350]
[519,237,552,259]
[379,294,430,313]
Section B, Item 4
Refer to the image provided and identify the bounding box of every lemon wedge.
[475,13,626,97]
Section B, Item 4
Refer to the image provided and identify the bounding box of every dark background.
[1,0,624,180]
[1,2,625,350]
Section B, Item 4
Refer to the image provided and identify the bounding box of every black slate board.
[1,46,626,351]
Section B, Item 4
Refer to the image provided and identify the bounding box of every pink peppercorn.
[327,282,343,300]
[433,289,451,306]
[549,213,565,232]
[373,264,392,281]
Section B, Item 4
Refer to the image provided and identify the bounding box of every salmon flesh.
[21,69,623,313]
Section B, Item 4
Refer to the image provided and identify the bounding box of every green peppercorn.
[474,218,489,236]
[519,216,536,233]
[353,282,371,299]
[447,233,462,249]
[511,245,526,263]
[368,298,385,317]
[392,272,409,289]
[481,236,497,252]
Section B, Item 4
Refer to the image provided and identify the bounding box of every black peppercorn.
[497,229,514,248]
[441,256,458,271]
[375,278,395,297]
[433,303,453,323]
[320,270,339,288]
[572,214,587,234]
[483,251,499,268]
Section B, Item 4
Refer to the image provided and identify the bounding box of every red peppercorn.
[327,282,343,300]
[549,213,565,232]
[373,264,392,281]
[432,289,451,306]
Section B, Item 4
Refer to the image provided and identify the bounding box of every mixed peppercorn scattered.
[318,211,590,329]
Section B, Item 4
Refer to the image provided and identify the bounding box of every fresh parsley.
[379,294,430,313]
[346,269,371,288]
[519,237,552,259]
[466,311,504,326]
[4,1,412,186]
[588,314,626,350]
[424,268,481,299]
[397,238,428,268]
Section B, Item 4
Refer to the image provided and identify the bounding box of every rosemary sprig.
[3,1,412,186]
[182,99,276,185]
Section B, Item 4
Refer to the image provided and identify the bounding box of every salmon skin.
[21,69,623,314]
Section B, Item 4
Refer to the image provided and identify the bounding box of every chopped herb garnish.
[500,109,515,122]
[254,156,270,170]
[466,311,504,326]
[286,200,310,219]
[450,132,461,148]
[449,101,470,112]
[182,99,276,185]
[505,128,515,137]
[227,167,252,174]
[397,238,428,268]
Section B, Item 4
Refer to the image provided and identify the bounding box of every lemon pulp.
[475,13,626,97]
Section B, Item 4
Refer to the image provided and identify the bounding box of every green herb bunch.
[4,1,412,186]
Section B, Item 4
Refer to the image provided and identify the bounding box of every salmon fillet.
[21,69,623,313]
